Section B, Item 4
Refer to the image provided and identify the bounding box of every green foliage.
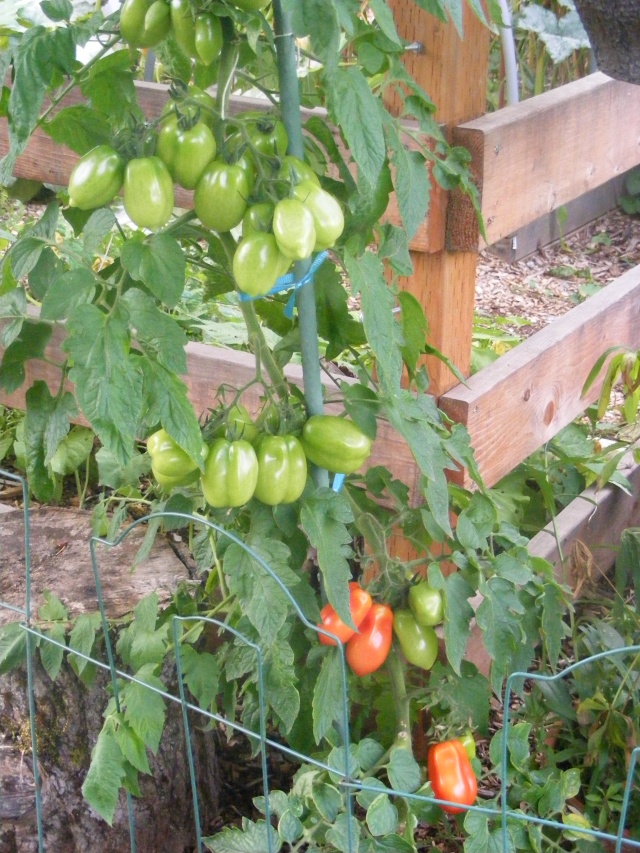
[0,2,617,851]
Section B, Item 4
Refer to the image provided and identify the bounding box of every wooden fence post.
[387,2,491,398]
[385,3,491,562]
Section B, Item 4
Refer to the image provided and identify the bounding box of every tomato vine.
[0,1,577,850]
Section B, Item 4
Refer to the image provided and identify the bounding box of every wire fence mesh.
[0,469,638,853]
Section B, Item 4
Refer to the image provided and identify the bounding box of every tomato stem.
[386,646,413,754]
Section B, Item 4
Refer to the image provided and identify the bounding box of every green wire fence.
[0,468,638,853]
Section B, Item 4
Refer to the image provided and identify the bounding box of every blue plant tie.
[332,473,345,492]
[237,250,329,318]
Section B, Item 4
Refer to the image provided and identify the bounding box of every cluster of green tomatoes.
[119,0,269,59]
[146,407,373,509]
[67,104,345,298]
[66,0,345,300]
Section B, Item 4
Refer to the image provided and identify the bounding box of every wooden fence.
[2,8,640,570]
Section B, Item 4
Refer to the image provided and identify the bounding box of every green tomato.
[277,155,320,188]
[194,12,223,65]
[194,160,252,232]
[408,580,444,627]
[233,233,289,297]
[242,202,274,239]
[254,435,307,505]
[273,198,316,260]
[214,403,259,444]
[301,415,372,475]
[393,610,438,670]
[249,118,288,158]
[123,156,174,229]
[147,428,208,489]
[120,0,171,47]
[144,0,171,43]
[201,438,258,508]
[293,180,344,251]
[156,115,217,189]
[68,145,124,210]
[170,0,198,58]
[187,85,217,129]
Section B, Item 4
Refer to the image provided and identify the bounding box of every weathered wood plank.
[0,80,443,252]
[385,1,490,400]
[447,73,640,250]
[440,264,640,489]
[0,324,418,490]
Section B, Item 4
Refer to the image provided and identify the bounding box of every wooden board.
[489,171,629,262]
[385,2,490,399]
[0,80,442,253]
[0,323,418,491]
[439,263,640,489]
[447,73,640,250]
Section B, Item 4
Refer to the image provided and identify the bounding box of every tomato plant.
[0,2,575,850]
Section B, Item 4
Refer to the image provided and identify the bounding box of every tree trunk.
[574,0,640,84]
[0,508,219,853]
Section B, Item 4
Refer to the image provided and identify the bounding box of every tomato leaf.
[264,640,300,732]
[81,50,140,124]
[0,622,27,675]
[366,792,399,837]
[122,667,167,755]
[1,26,75,183]
[39,622,66,681]
[23,382,74,500]
[123,288,188,375]
[121,233,186,308]
[328,67,386,188]
[203,818,282,853]
[312,648,344,744]
[138,358,203,468]
[344,250,403,393]
[300,488,354,629]
[0,320,52,395]
[64,304,142,465]
[43,104,111,155]
[40,268,96,321]
[68,612,101,678]
[82,722,127,825]
[387,122,431,240]
[180,645,221,710]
